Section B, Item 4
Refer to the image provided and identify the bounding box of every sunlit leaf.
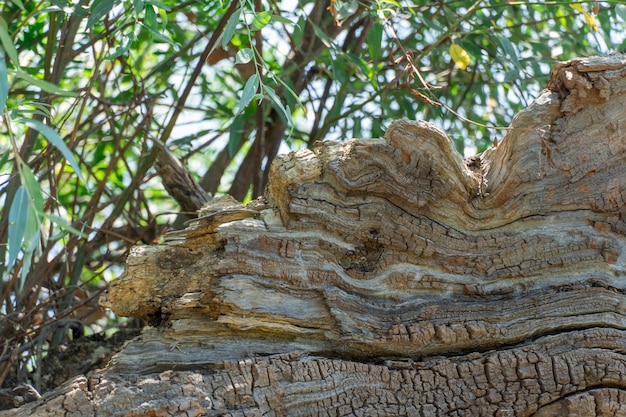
[450,43,471,70]
[251,11,272,31]
[570,4,598,32]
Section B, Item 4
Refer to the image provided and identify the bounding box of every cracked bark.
[4,54,626,417]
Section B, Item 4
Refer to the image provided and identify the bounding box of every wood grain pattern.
[5,54,626,417]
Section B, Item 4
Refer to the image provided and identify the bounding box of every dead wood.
[4,54,626,417]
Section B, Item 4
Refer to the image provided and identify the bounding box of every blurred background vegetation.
[0,0,625,397]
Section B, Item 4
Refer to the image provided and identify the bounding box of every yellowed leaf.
[450,43,470,71]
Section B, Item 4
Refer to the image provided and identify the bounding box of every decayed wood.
[4,54,626,416]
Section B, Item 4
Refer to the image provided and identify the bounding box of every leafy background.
[0,0,625,397]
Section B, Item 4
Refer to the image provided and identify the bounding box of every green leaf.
[145,4,158,29]
[336,0,358,20]
[221,7,241,49]
[251,11,272,31]
[133,0,144,13]
[292,16,305,46]
[158,7,168,26]
[0,149,9,171]
[141,23,174,45]
[352,116,362,139]
[310,22,333,48]
[367,23,383,61]
[0,17,20,68]
[270,14,293,25]
[617,5,626,23]
[7,186,29,271]
[106,34,134,60]
[228,114,244,158]
[14,70,78,97]
[44,213,89,239]
[236,73,260,115]
[496,34,521,71]
[0,50,8,115]
[20,163,44,214]
[264,85,292,126]
[236,48,253,65]
[17,118,87,185]
[9,0,25,9]
[87,0,120,27]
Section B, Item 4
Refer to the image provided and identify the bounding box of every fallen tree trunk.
[5,54,626,416]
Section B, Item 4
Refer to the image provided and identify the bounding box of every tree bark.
[4,54,626,417]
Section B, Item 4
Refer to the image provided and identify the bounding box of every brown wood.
[4,54,626,417]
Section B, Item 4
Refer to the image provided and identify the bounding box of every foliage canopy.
[0,0,625,395]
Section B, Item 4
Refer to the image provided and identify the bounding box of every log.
[5,53,626,416]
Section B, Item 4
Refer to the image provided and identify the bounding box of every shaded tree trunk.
[4,54,626,416]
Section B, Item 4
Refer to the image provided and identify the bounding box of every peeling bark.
[4,54,626,416]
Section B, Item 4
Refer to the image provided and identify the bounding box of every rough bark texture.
[4,54,626,416]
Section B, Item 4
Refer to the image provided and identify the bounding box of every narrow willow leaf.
[221,8,241,49]
[450,43,470,71]
[0,50,8,115]
[7,186,29,271]
[236,73,260,115]
[0,150,9,171]
[264,85,292,126]
[18,118,86,184]
[45,213,89,239]
[367,23,384,61]
[19,163,44,214]
[270,14,293,25]
[14,71,78,97]
[158,7,168,26]
[228,114,243,158]
[310,22,333,48]
[145,4,158,29]
[496,35,521,71]
[87,0,121,27]
[251,11,272,31]
[0,17,20,68]
[142,23,174,44]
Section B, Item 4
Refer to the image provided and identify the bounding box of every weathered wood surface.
[4,54,626,416]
